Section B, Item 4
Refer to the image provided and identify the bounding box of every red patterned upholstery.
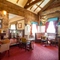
[36,33,45,39]
[35,33,45,42]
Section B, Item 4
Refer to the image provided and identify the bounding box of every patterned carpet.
[1,43,58,60]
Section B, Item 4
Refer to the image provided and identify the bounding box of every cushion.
[0,39,10,44]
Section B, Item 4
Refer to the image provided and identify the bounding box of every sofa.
[35,33,45,43]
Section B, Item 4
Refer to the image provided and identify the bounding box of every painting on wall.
[18,23,22,28]
[17,20,25,30]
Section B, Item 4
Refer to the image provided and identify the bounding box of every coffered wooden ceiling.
[7,0,53,14]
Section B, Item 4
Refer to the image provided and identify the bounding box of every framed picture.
[18,23,22,28]
[17,20,25,30]
[0,19,2,28]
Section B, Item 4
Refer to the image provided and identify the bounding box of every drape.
[53,21,58,34]
[45,22,49,32]
[36,24,38,32]
[30,24,38,37]
[30,24,32,36]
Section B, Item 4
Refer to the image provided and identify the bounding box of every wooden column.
[58,37,60,60]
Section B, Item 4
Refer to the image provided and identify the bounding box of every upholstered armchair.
[0,39,10,60]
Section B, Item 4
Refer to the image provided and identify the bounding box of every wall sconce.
[3,10,7,16]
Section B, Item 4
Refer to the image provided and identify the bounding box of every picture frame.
[17,20,25,30]
[18,23,22,28]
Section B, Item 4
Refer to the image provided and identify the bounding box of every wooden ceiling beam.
[30,6,33,10]
[0,0,38,21]
[46,1,60,10]
[27,0,32,4]
[34,0,44,12]
[16,0,19,3]
[24,0,42,8]
[39,0,55,13]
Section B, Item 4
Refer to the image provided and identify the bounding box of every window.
[10,24,16,33]
[10,24,16,30]
[47,21,56,33]
[41,26,45,33]
[32,24,37,37]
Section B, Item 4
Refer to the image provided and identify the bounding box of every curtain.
[30,23,38,37]
[36,24,38,32]
[45,22,49,32]
[30,24,32,36]
[53,21,58,33]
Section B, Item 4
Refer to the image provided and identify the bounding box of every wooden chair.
[41,36,48,46]
[48,33,58,46]
[19,37,33,51]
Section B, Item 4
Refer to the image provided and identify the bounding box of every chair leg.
[0,50,10,60]
[7,50,10,57]
[25,44,27,51]
[20,43,27,51]
[29,43,32,49]
[18,43,22,49]
[26,42,34,51]
[0,53,2,60]
[30,42,34,50]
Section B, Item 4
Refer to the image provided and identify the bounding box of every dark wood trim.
[58,36,60,60]
[34,0,44,12]
[24,0,42,8]
[16,0,19,3]
[59,39,60,60]
[25,0,32,6]
[45,1,60,10]
[39,0,54,13]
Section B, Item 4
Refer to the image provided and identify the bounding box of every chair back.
[21,37,27,43]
